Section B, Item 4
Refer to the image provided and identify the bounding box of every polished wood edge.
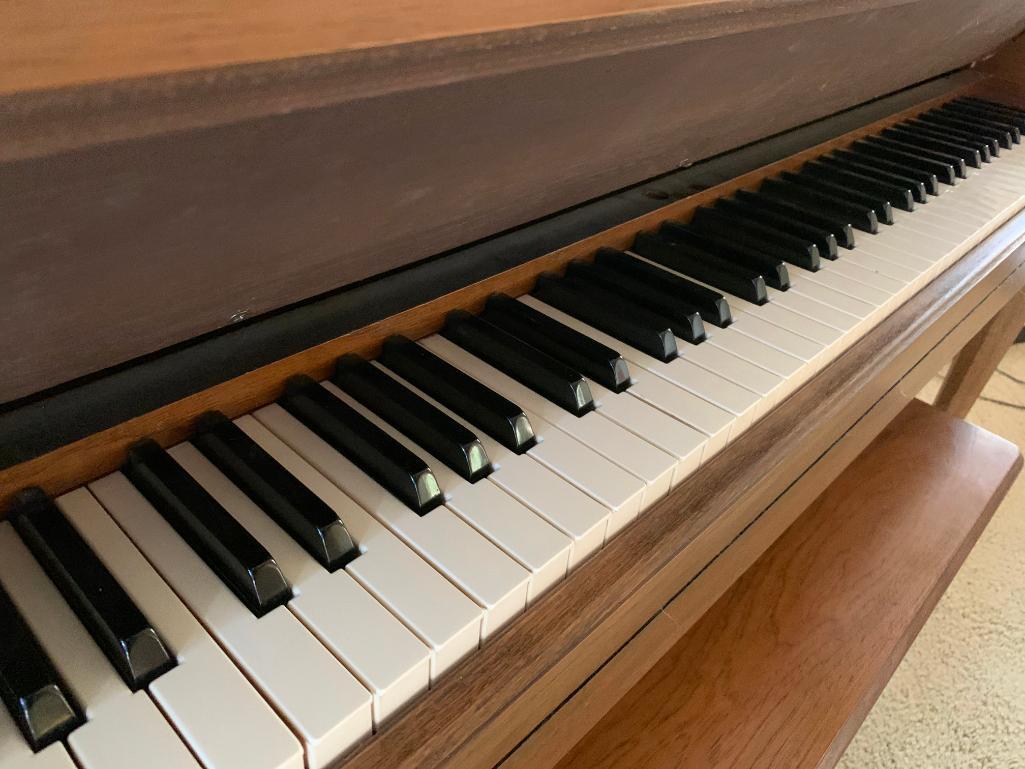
[0,72,985,513]
[1,0,916,161]
[331,204,1025,769]
[501,261,1025,769]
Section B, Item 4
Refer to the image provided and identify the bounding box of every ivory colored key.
[319,382,571,602]
[87,475,374,769]
[251,403,531,638]
[0,524,202,769]
[54,488,302,769]
[236,415,483,680]
[0,704,77,769]
[168,443,432,724]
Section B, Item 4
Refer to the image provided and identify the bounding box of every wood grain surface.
[556,399,1022,769]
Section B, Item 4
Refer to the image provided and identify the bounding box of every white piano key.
[0,524,202,769]
[0,706,76,769]
[319,383,570,603]
[821,257,907,294]
[251,403,530,638]
[422,335,676,502]
[799,267,892,306]
[374,362,610,568]
[726,313,826,362]
[167,443,432,724]
[54,487,303,769]
[235,415,482,676]
[87,475,374,769]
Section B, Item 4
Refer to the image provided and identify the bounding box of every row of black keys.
[6,94,1023,754]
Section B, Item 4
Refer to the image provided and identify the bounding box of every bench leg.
[934,290,1025,418]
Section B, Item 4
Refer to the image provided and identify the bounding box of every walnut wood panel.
[0,76,990,507]
[556,400,1021,769]
[4,0,1024,404]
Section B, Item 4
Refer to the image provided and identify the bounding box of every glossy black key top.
[932,107,1020,144]
[594,248,734,326]
[957,96,1025,121]
[333,355,491,482]
[484,293,632,391]
[848,141,957,186]
[124,439,293,615]
[715,196,840,257]
[380,336,537,454]
[918,111,1014,149]
[659,221,791,288]
[897,120,995,160]
[279,376,445,515]
[631,230,769,304]
[800,160,915,211]
[781,170,895,224]
[690,205,821,269]
[831,148,940,196]
[0,584,83,751]
[816,154,928,204]
[192,412,358,570]
[563,261,706,344]
[12,488,177,690]
[758,177,879,234]
[941,101,1025,132]
[443,309,597,414]
[909,115,1003,155]
[532,273,679,362]
[862,136,967,178]
[880,126,983,167]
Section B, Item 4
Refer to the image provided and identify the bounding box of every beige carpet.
[837,344,1025,769]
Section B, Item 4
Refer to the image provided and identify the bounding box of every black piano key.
[941,101,1025,133]
[716,195,840,257]
[484,292,633,389]
[563,261,706,344]
[659,221,791,289]
[956,96,1025,120]
[333,355,492,482]
[192,412,359,571]
[483,293,632,391]
[800,160,914,212]
[532,273,679,362]
[831,148,940,196]
[953,98,1025,136]
[443,309,597,414]
[927,108,1018,146]
[0,584,83,751]
[12,488,177,691]
[690,205,821,269]
[594,247,734,326]
[279,376,445,515]
[862,136,967,178]
[757,177,879,234]
[631,230,769,304]
[379,336,537,454]
[912,113,1009,153]
[848,141,957,186]
[898,120,996,160]
[917,110,1015,149]
[816,153,928,204]
[123,439,293,615]
[781,169,895,224]
[733,188,857,247]
[879,126,983,167]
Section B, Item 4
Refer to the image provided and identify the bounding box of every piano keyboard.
[3,96,1025,769]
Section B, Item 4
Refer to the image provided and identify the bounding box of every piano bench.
[554,398,1022,769]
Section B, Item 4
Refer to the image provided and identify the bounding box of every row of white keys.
[168,441,433,724]
[421,335,677,499]
[250,403,530,638]
[54,488,303,769]
[235,416,482,680]
[374,362,611,567]
[0,523,202,769]
[88,473,374,769]
[0,706,76,769]
[318,381,571,602]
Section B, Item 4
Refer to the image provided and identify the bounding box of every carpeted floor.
[836,344,1025,769]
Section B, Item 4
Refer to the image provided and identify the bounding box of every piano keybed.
[3,96,1025,769]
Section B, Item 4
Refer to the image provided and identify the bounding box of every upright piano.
[4,2,1025,768]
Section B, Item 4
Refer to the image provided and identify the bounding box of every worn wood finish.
[556,400,1021,769]
[0,77,989,507]
[5,1,1024,403]
[936,290,1025,417]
